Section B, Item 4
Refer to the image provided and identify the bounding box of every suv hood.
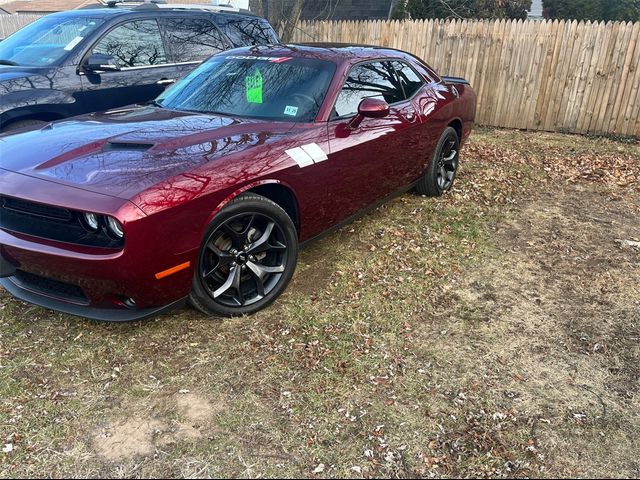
[0,65,49,90]
[0,105,295,199]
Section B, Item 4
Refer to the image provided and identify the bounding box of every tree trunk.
[280,0,305,42]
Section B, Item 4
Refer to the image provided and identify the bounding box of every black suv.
[0,2,279,132]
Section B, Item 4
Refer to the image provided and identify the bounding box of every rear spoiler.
[442,76,469,85]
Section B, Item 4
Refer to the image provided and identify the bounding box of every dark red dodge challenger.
[0,44,476,321]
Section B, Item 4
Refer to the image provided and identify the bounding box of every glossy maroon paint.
[0,44,476,317]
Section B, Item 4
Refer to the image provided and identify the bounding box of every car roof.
[224,43,416,64]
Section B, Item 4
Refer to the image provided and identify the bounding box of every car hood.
[0,65,46,90]
[0,105,296,199]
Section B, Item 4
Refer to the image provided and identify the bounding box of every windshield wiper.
[0,59,19,66]
[148,100,163,109]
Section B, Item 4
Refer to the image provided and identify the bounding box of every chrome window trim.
[79,60,201,75]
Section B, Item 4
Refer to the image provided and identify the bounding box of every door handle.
[157,78,176,85]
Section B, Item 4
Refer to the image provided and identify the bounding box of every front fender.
[0,88,78,122]
[203,179,295,230]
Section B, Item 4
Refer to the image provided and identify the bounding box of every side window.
[411,59,440,84]
[333,61,405,119]
[216,17,279,46]
[391,61,424,99]
[159,17,227,62]
[92,20,167,68]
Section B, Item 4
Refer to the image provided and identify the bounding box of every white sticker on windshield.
[64,36,84,51]
[284,105,298,116]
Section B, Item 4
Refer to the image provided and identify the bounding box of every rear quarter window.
[390,60,424,98]
[215,17,279,46]
[408,57,440,83]
[159,17,227,62]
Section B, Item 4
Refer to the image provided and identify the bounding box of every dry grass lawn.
[1,128,638,478]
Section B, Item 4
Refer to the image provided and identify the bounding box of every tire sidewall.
[417,126,461,197]
[190,194,298,317]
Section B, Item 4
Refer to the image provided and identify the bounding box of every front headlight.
[105,216,124,239]
[81,212,100,231]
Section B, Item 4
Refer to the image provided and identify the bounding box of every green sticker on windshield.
[245,68,263,104]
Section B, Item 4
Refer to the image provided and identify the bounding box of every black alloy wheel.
[435,135,458,191]
[189,194,297,317]
[415,126,460,197]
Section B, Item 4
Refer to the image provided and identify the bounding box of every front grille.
[0,196,123,249]
[14,270,88,304]
[1,196,72,222]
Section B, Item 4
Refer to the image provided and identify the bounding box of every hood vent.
[103,142,154,152]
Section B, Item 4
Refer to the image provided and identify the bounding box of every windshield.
[0,16,104,67]
[157,55,336,122]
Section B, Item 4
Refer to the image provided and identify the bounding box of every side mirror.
[347,98,390,130]
[83,53,120,73]
[358,98,391,118]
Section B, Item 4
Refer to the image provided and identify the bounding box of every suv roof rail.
[104,0,164,6]
[95,0,251,13]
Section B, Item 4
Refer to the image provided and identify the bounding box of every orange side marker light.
[155,261,191,280]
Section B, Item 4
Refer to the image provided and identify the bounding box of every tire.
[2,119,48,133]
[415,126,460,197]
[189,193,298,317]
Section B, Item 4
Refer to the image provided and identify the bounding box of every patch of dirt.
[93,417,163,462]
[173,393,225,441]
[93,393,226,462]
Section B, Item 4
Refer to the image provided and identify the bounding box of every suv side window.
[92,19,167,68]
[159,17,227,63]
[215,17,279,46]
[332,61,405,119]
[390,61,424,99]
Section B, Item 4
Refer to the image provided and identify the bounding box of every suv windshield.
[157,55,336,122]
[0,16,104,67]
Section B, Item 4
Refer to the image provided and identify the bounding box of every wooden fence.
[294,19,640,137]
[1,15,639,136]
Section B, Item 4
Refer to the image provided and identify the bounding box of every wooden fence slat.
[612,22,640,133]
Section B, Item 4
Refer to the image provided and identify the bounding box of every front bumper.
[0,253,16,277]
[0,274,187,322]
[0,227,195,321]
[0,169,200,321]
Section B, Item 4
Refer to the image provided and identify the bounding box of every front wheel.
[189,193,298,317]
[415,126,460,197]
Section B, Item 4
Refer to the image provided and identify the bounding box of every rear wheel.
[415,126,460,197]
[189,193,298,317]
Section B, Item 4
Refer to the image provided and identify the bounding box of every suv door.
[77,19,183,112]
